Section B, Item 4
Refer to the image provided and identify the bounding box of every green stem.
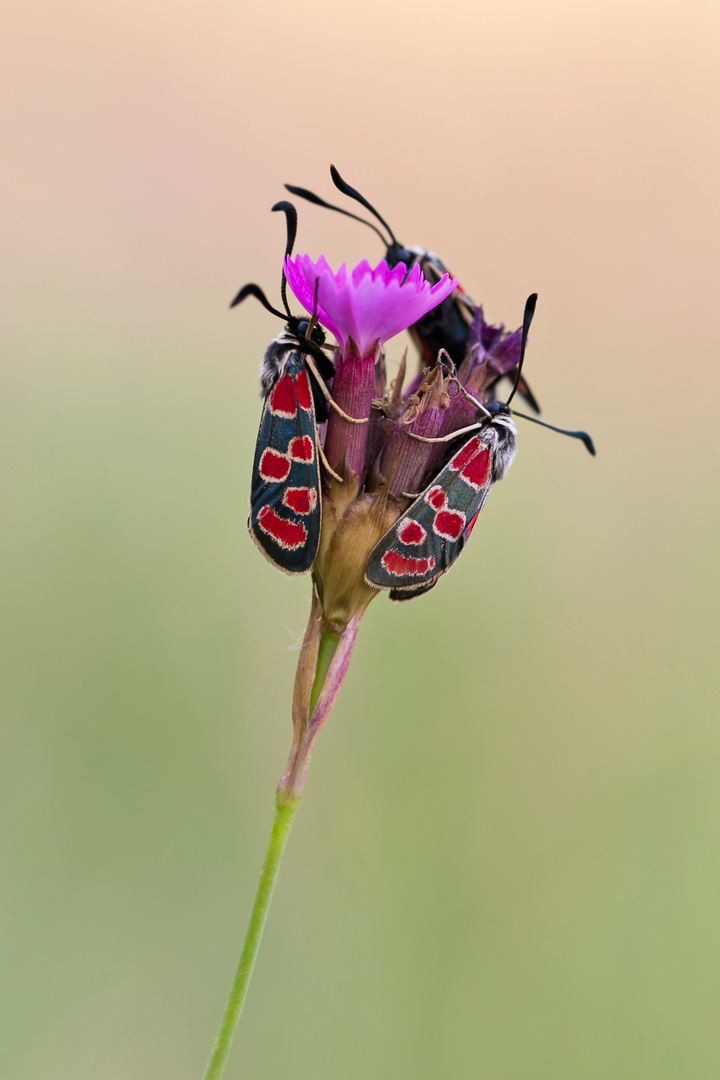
[308,630,340,716]
[202,797,299,1080]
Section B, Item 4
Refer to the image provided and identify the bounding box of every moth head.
[384,241,423,270]
[295,319,326,348]
[485,400,510,418]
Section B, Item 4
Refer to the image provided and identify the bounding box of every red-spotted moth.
[365,406,517,598]
[365,294,595,599]
[231,202,335,576]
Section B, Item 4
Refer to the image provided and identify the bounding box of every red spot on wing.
[283,486,317,515]
[289,435,314,462]
[259,448,291,482]
[257,506,308,550]
[398,519,426,546]
[434,509,466,540]
[449,436,481,473]
[425,486,448,511]
[465,509,481,537]
[381,550,436,578]
[460,447,491,491]
[269,374,298,418]
[297,370,313,411]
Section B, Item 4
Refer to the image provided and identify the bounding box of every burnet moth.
[285,165,540,413]
[231,201,336,576]
[365,294,595,600]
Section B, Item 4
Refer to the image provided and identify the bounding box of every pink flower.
[285,254,458,355]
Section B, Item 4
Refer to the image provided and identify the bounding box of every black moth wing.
[248,343,322,575]
[400,250,476,368]
[389,576,443,603]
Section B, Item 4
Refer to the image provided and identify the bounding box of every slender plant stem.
[309,630,340,716]
[202,797,299,1080]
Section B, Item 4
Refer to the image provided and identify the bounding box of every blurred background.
[2,0,719,1076]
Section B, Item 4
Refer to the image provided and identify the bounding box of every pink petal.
[285,255,458,355]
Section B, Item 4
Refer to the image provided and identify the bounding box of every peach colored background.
[2,2,720,1078]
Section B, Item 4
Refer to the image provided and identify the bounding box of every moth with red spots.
[232,202,335,575]
[247,326,327,573]
[365,293,595,600]
[365,405,517,597]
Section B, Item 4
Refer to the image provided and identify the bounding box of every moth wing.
[248,359,321,575]
[389,575,442,603]
[365,433,496,592]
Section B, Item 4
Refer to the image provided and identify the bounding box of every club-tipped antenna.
[511,409,596,456]
[330,165,400,246]
[506,293,538,407]
[271,200,298,318]
[229,282,286,320]
[284,183,390,247]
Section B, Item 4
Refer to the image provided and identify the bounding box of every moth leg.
[304,355,370,425]
[406,420,483,445]
[446,379,491,417]
[318,440,343,483]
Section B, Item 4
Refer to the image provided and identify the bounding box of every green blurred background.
[3,1,720,1076]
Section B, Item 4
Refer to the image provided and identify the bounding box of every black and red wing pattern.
[248,351,321,575]
[365,430,500,593]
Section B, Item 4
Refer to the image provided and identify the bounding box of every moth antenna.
[506,292,538,407]
[229,282,286,320]
[271,200,298,318]
[284,183,390,247]
[510,409,596,456]
[330,165,400,246]
[304,353,369,425]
